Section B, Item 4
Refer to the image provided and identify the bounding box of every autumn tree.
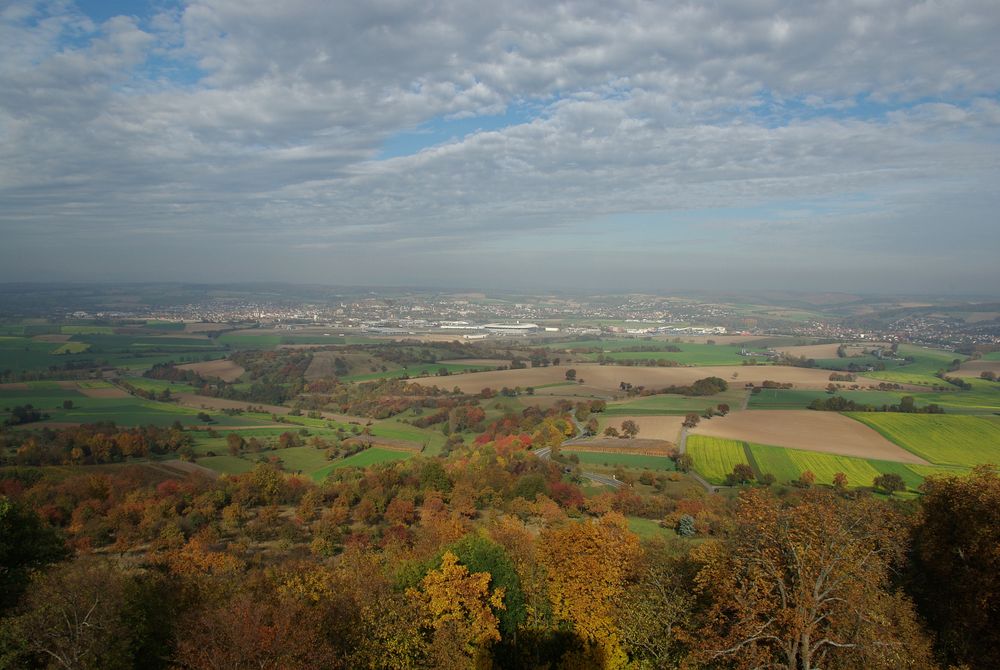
[175,590,341,669]
[1,559,136,669]
[538,513,640,668]
[726,463,755,486]
[620,419,639,438]
[910,466,1000,668]
[618,540,694,667]
[832,471,848,490]
[691,489,935,670]
[682,413,700,429]
[873,472,905,495]
[408,551,506,668]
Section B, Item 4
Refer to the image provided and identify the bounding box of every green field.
[687,436,751,484]
[865,344,967,386]
[563,449,676,471]
[582,343,769,366]
[747,382,1000,415]
[604,388,748,416]
[689,436,971,493]
[848,414,1000,467]
[1,384,272,428]
[196,455,255,475]
[312,447,413,479]
[0,332,229,375]
[342,362,496,382]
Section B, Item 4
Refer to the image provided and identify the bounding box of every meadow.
[582,343,762,366]
[864,344,966,386]
[848,414,1000,467]
[604,388,748,416]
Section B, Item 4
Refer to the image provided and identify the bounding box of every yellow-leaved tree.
[409,550,506,669]
[538,512,640,669]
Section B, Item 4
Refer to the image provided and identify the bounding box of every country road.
[536,420,625,489]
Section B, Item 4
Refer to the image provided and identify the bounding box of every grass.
[848,414,1000,467]
[693,437,973,494]
[342,362,496,382]
[562,449,676,471]
[865,344,966,386]
[582,343,769,366]
[604,388,747,416]
[627,516,671,539]
[687,435,750,485]
[747,383,1000,415]
[369,419,446,455]
[196,455,255,475]
[313,447,413,478]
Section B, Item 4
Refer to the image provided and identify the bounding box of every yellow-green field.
[848,414,1000,467]
[686,435,750,484]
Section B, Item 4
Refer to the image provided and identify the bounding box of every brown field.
[172,393,359,423]
[77,386,129,398]
[183,322,231,333]
[562,437,674,453]
[954,359,1000,378]
[0,382,29,390]
[442,364,889,395]
[178,359,245,382]
[342,436,423,452]
[32,334,71,343]
[438,358,510,367]
[690,410,927,463]
[599,414,685,443]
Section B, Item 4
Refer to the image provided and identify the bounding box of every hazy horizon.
[2,1,998,292]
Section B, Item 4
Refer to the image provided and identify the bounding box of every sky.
[1,0,998,294]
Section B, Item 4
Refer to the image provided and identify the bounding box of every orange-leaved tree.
[690,489,935,670]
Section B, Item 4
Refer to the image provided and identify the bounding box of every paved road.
[539,430,624,489]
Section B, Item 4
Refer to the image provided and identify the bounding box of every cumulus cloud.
[0,0,998,290]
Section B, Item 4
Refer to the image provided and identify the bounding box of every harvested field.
[562,436,674,453]
[690,409,926,463]
[32,334,71,343]
[774,343,841,358]
[599,415,685,443]
[342,436,423,452]
[954,359,1000,378]
[77,385,130,398]
[444,364,888,394]
[184,322,231,333]
[178,359,245,382]
[172,392,358,423]
[0,383,29,390]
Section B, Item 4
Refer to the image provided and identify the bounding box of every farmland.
[690,409,921,462]
[604,388,747,415]
[687,435,751,485]
[562,449,677,471]
[689,436,969,493]
[581,343,767,366]
[848,414,1000,467]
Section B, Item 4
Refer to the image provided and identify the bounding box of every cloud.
[0,0,998,290]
